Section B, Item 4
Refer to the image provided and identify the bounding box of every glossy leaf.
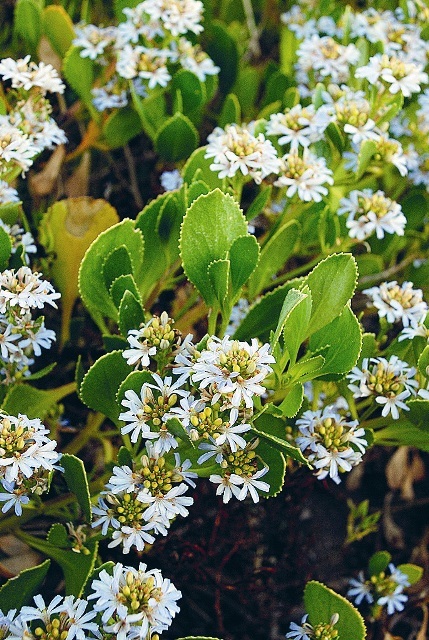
[0,559,50,611]
[42,5,74,57]
[62,454,92,522]
[155,113,199,162]
[304,581,366,640]
[229,235,259,295]
[119,290,145,337]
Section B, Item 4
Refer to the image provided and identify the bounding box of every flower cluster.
[205,124,280,184]
[0,56,66,197]
[92,445,195,553]
[0,412,62,515]
[0,562,180,640]
[364,281,428,328]
[286,612,340,640]
[295,407,368,484]
[0,220,36,265]
[338,190,407,241]
[348,356,418,419]
[348,563,410,615]
[73,0,219,112]
[0,266,60,383]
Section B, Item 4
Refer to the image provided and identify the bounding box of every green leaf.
[21,534,98,597]
[171,70,206,115]
[117,446,133,467]
[103,245,133,290]
[205,20,238,94]
[135,194,169,300]
[369,550,391,576]
[80,351,132,425]
[0,559,50,611]
[248,220,301,297]
[229,235,259,295]
[117,370,155,406]
[397,563,423,585]
[114,0,140,20]
[79,219,144,322]
[245,185,272,222]
[288,354,326,383]
[180,190,248,305]
[103,107,143,148]
[283,287,312,366]
[278,383,304,418]
[304,581,366,640]
[356,140,377,180]
[253,413,307,464]
[256,442,286,497]
[61,454,92,522]
[374,422,429,451]
[0,227,12,270]
[42,5,74,57]
[272,288,308,350]
[47,523,70,547]
[233,278,305,341]
[309,306,362,379]
[418,345,429,378]
[304,253,358,337]
[219,93,241,128]
[156,191,185,264]
[155,113,199,162]
[63,47,95,113]
[208,259,230,308]
[119,290,145,337]
[103,335,128,352]
[14,0,42,51]
[165,418,194,447]
[186,180,211,206]
[182,147,224,189]
[130,85,167,140]
[1,382,75,419]
[110,274,141,309]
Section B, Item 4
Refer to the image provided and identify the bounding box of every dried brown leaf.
[28,145,66,197]
[64,151,91,198]
[386,446,425,500]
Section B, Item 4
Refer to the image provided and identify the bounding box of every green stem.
[63,411,106,455]
[208,306,219,336]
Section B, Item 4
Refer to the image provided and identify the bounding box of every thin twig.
[358,254,417,286]
[123,144,144,210]
[242,0,261,59]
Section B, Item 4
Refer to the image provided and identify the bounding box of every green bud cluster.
[223,446,257,478]
[118,571,162,616]
[366,362,404,397]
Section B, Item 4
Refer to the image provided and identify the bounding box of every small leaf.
[117,446,133,467]
[63,47,95,112]
[165,418,194,447]
[255,442,286,497]
[304,253,358,336]
[135,194,169,300]
[103,107,143,148]
[0,559,50,611]
[418,345,429,379]
[14,0,42,51]
[0,227,12,270]
[47,524,70,548]
[182,147,223,189]
[155,113,199,162]
[245,185,272,221]
[42,5,74,57]
[80,352,132,425]
[205,20,239,94]
[252,412,307,464]
[397,563,423,585]
[304,581,366,640]
[171,70,206,115]
[180,190,248,305]
[61,454,92,522]
[369,551,392,576]
[229,235,259,296]
[110,274,141,309]
[356,140,377,180]
[116,370,155,407]
[208,259,230,308]
[1,383,75,419]
[278,383,304,418]
[272,288,308,350]
[119,291,145,337]
[283,287,312,366]
[219,93,241,128]
[78,219,144,323]
[309,306,362,380]
[103,246,133,290]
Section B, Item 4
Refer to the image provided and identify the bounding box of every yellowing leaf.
[40,198,119,346]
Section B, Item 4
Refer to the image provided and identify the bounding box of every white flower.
[73,24,116,60]
[0,56,65,94]
[209,474,242,503]
[0,267,60,314]
[142,0,204,36]
[160,169,183,191]
[106,465,142,494]
[338,190,406,241]
[377,586,408,615]
[286,614,312,640]
[0,121,38,174]
[348,572,374,605]
[296,35,360,87]
[0,481,30,515]
[355,54,428,97]
[266,105,330,150]
[109,524,155,553]
[274,149,333,203]
[92,497,120,535]
[214,419,250,452]
[364,281,427,328]
[0,180,19,204]
[141,482,193,521]
[236,467,270,502]
[206,124,280,184]
[119,387,160,443]
[389,563,410,588]
[191,336,274,410]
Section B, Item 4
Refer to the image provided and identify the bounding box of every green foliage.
[304,581,366,640]
[63,47,95,114]
[155,113,199,162]
[42,5,74,57]
[369,551,391,576]
[61,454,92,522]
[14,0,42,52]
[1,383,75,419]
[0,560,51,611]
